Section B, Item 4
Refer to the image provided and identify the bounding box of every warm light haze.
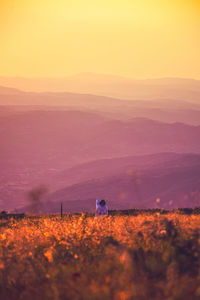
[1,3,200,297]
[0,0,200,79]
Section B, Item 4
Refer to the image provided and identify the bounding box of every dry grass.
[0,212,199,300]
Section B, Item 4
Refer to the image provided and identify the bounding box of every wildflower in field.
[44,248,53,262]
[0,212,199,300]
[0,233,6,240]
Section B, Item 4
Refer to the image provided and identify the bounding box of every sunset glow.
[0,0,199,79]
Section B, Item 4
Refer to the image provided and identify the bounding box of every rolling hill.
[1,112,200,174]
[1,84,200,126]
[1,111,200,210]
[19,153,200,213]
[0,88,200,211]
[1,74,200,103]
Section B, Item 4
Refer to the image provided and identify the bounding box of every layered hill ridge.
[0,75,200,102]
[1,83,200,126]
[0,77,200,212]
[1,111,200,172]
[18,152,200,213]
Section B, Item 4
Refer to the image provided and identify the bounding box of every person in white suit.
[95,199,108,216]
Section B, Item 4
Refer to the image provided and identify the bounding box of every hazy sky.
[0,0,200,79]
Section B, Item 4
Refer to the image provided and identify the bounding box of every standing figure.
[95,199,108,216]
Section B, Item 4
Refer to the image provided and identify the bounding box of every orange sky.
[0,0,199,79]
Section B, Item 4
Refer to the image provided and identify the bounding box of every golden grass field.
[0,212,200,300]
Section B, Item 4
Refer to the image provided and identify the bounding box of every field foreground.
[0,212,200,300]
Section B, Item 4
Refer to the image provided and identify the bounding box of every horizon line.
[0,72,200,82]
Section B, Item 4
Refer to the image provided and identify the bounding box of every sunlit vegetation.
[0,212,199,300]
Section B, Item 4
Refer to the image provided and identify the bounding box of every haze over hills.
[1,85,200,126]
[0,74,200,102]
[0,107,200,211]
[0,76,200,212]
[1,111,200,171]
[0,86,22,95]
[18,153,200,213]
[52,153,200,189]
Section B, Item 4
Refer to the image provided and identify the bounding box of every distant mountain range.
[1,83,200,126]
[1,109,200,211]
[0,77,200,212]
[0,74,200,102]
[1,111,200,173]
